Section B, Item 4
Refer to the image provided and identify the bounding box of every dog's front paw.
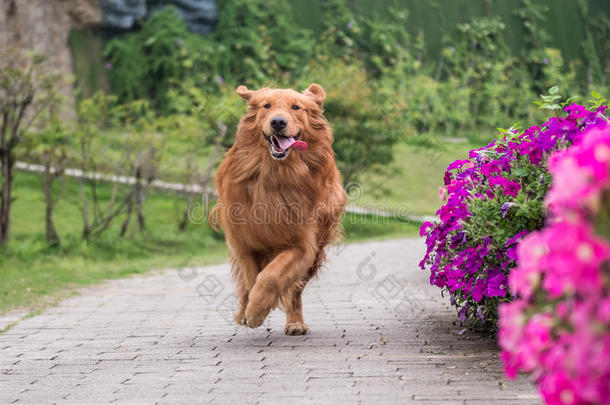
[234,310,247,326]
[244,289,276,329]
[284,322,310,335]
[244,305,271,329]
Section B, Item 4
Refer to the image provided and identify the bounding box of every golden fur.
[210,84,345,335]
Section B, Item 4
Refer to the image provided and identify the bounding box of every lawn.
[1,171,421,317]
[1,172,228,316]
[356,138,478,215]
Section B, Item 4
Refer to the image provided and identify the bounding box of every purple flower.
[489,176,521,197]
[346,22,353,29]
[481,160,502,176]
[539,174,545,185]
[506,230,528,247]
[472,279,486,302]
[543,57,549,64]
[447,159,470,171]
[104,62,112,70]
[486,272,507,297]
[215,75,224,84]
[418,104,609,327]
[501,202,516,218]
[443,171,453,185]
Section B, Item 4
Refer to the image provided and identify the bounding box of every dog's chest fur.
[220,166,320,250]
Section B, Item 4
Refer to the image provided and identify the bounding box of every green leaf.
[548,86,559,95]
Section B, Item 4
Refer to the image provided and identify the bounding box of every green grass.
[1,172,227,315]
[1,171,420,317]
[342,211,420,241]
[355,138,477,216]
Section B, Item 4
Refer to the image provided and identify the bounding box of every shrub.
[105,7,217,110]
[419,103,609,327]
[214,0,313,85]
[298,60,403,185]
[499,121,609,405]
[316,0,412,78]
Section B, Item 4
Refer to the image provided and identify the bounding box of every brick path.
[0,239,539,404]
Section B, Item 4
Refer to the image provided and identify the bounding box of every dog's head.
[236,84,327,161]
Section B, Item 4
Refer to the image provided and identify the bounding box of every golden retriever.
[210,84,345,335]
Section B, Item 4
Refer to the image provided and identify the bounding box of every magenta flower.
[420,105,608,345]
[489,176,521,197]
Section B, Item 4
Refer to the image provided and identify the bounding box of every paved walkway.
[0,239,539,404]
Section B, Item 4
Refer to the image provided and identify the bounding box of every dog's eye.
[292,105,300,110]
[264,103,271,109]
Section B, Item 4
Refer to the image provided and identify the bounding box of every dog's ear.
[236,85,253,101]
[303,83,325,107]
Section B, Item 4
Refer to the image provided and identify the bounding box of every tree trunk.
[43,160,60,246]
[0,149,13,247]
[79,139,91,239]
[179,120,227,231]
[119,196,133,237]
[178,200,192,231]
[135,166,145,231]
[178,155,195,231]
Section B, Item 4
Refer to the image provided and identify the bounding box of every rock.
[0,0,102,120]
[99,0,147,30]
[99,0,217,34]
[148,0,217,34]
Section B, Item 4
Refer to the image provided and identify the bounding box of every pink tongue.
[278,136,307,151]
[291,140,307,151]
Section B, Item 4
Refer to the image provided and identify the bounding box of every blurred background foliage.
[1,0,608,312]
[92,0,608,138]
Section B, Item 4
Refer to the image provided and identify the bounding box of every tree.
[75,91,131,239]
[0,48,60,247]
[114,100,161,237]
[25,120,70,246]
[164,82,242,230]
[298,60,403,186]
[214,0,313,86]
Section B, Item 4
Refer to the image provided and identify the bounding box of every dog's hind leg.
[245,244,316,329]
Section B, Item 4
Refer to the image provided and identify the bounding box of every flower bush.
[419,104,608,327]
[499,122,610,405]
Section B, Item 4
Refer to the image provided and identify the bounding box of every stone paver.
[0,239,539,404]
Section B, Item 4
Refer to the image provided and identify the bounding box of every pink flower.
[509,232,546,299]
[520,313,553,371]
[546,153,595,214]
[498,301,527,378]
[538,371,579,405]
[541,222,607,298]
[439,187,447,201]
[546,123,610,218]
[499,120,610,405]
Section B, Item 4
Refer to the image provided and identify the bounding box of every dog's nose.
[270,116,287,131]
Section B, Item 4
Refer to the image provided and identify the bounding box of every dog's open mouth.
[265,133,307,160]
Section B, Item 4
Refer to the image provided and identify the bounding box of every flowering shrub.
[419,104,608,326]
[499,122,610,405]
